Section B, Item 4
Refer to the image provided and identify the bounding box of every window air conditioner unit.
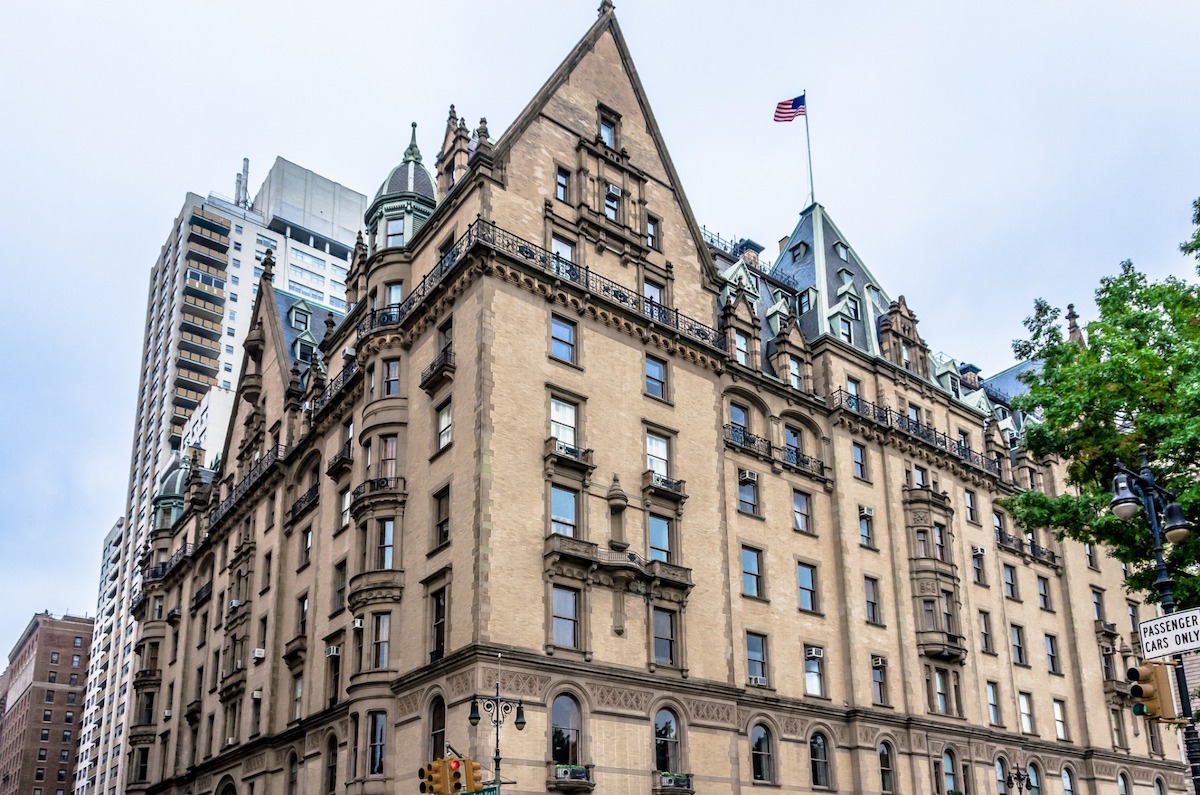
[352,618,364,630]
[747,676,768,687]
[226,737,237,746]
[343,347,356,359]
[971,546,986,556]
[234,660,244,670]
[606,183,622,197]
[251,690,263,700]
[871,656,887,669]
[228,599,240,609]
[738,470,758,484]
[859,506,874,518]
[302,401,313,412]
[162,709,172,719]
[1102,646,1116,655]
[325,645,341,658]
[556,766,589,781]
[251,648,266,660]
[806,647,825,659]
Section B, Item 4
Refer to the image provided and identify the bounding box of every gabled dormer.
[878,295,931,378]
[766,297,812,392]
[435,105,471,198]
[719,260,762,369]
[365,123,437,256]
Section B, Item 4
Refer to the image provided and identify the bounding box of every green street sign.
[478,786,500,795]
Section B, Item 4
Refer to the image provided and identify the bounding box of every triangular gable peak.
[488,6,721,287]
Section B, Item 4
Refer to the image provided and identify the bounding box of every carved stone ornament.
[586,682,652,712]
[245,753,266,773]
[482,669,550,699]
[395,688,426,719]
[448,670,474,698]
[685,698,734,725]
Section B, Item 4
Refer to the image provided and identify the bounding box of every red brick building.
[0,613,93,795]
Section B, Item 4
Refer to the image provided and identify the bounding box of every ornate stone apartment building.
[125,6,1183,795]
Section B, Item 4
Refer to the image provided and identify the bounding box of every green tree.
[1007,236,1200,607]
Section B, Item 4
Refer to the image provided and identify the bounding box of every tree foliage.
[1007,241,1200,607]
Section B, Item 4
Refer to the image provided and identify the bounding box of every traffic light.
[429,759,448,794]
[466,758,484,793]
[447,757,464,792]
[1128,661,1179,720]
[418,762,437,794]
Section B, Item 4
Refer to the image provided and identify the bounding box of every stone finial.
[261,249,275,282]
[606,475,628,511]
[448,104,457,122]
[324,312,336,339]
[476,117,490,142]
[1065,303,1085,347]
[403,122,422,163]
[599,0,614,15]
[289,361,301,390]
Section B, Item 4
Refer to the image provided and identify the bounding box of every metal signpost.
[1139,607,1200,660]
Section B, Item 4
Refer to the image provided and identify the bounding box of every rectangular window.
[436,401,452,450]
[552,586,579,649]
[370,612,390,670]
[368,710,387,775]
[741,547,763,598]
[1038,576,1052,610]
[734,331,750,365]
[376,519,394,569]
[599,114,617,148]
[934,668,949,713]
[1045,634,1060,673]
[788,356,803,389]
[1019,692,1035,734]
[299,527,312,567]
[333,561,347,612]
[1011,624,1027,665]
[647,215,660,250]
[292,672,304,720]
[555,167,570,202]
[261,552,272,591]
[550,486,578,537]
[340,488,351,528]
[384,281,403,306]
[603,183,620,222]
[793,491,812,534]
[653,608,676,666]
[645,355,667,399]
[1092,589,1106,620]
[297,595,309,636]
[979,611,993,652]
[430,587,447,661]
[737,476,758,515]
[550,398,577,445]
[646,432,669,477]
[386,218,405,248]
[1053,699,1068,740]
[852,443,868,479]
[964,490,978,522]
[1086,543,1098,569]
[434,487,451,547]
[839,317,853,343]
[913,464,928,488]
[1128,602,1140,633]
[972,551,985,584]
[986,681,1001,724]
[871,661,888,705]
[804,646,824,696]
[551,316,577,363]
[383,359,400,396]
[797,563,818,612]
[933,523,947,561]
[865,577,881,624]
[1003,564,1018,599]
[746,632,767,684]
[551,235,575,267]
[649,514,672,562]
[1111,708,1125,747]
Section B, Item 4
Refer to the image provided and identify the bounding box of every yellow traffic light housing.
[418,762,435,794]
[1128,661,1179,721]
[447,757,465,792]
[466,758,484,793]
[429,759,448,795]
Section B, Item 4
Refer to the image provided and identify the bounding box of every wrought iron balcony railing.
[191,581,213,610]
[312,359,359,416]
[289,483,319,520]
[420,346,456,391]
[722,425,827,478]
[996,529,1025,554]
[208,445,286,529]
[1029,542,1058,566]
[830,389,1001,476]
[358,221,726,353]
[352,476,404,500]
[142,543,194,583]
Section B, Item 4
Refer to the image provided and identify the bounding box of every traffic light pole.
[1115,453,1200,794]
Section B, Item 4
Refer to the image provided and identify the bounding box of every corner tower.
[365,123,437,256]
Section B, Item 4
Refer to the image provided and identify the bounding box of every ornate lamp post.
[1006,763,1033,793]
[468,654,526,791]
[1111,444,1200,793]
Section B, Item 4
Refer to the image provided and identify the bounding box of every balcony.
[995,530,1025,555]
[830,389,1002,476]
[547,764,595,793]
[724,424,772,457]
[282,635,308,668]
[177,349,219,374]
[185,241,228,268]
[1095,620,1119,638]
[129,592,146,619]
[917,630,967,663]
[208,445,286,529]
[132,669,161,688]
[313,359,361,417]
[544,534,692,598]
[346,568,406,613]
[174,367,216,390]
[182,294,223,319]
[183,277,225,302]
[190,206,231,235]
[722,425,827,479]
[653,772,694,794]
[191,581,213,610]
[358,220,726,355]
[1104,678,1132,699]
[179,331,221,355]
[544,437,596,478]
[350,476,406,518]
[187,223,230,250]
[179,311,221,337]
[326,441,353,477]
[185,699,202,723]
[1029,542,1058,567]
[641,470,687,504]
[288,483,320,522]
[166,607,181,624]
[420,346,456,395]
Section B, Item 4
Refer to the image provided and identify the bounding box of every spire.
[403,122,422,164]
[261,249,275,282]
[1065,303,1085,347]
[598,0,614,15]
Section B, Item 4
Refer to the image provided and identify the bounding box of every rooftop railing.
[208,445,286,529]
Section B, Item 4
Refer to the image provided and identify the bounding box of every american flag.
[774,94,806,122]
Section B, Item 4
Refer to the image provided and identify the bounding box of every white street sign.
[1139,608,1200,659]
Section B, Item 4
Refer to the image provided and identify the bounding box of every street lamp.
[1111,444,1200,793]
[1006,763,1033,793]
[468,653,526,791]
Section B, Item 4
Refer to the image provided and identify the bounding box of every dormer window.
[834,242,849,261]
[386,218,405,248]
[838,268,854,287]
[839,317,853,344]
[798,290,812,314]
[734,331,750,366]
[599,112,618,148]
[902,344,912,371]
[866,285,881,305]
[296,341,315,363]
[846,296,861,320]
[292,311,310,331]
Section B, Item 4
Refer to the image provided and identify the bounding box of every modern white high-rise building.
[75,160,365,795]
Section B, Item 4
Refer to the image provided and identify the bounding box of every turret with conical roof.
[365,122,437,255]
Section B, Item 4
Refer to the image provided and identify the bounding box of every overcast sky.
[0,0,1197,648]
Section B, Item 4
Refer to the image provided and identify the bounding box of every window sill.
[1040,606,1056,614]
[1005,596,1022,603]
[795,529,819,538]
[866,621,887,629]
[333,523,349,538]
[429,442,453,464]
[974,581,990,588]
[737,510,765,522]
[549,355,584,372]
[741,594,770,604]
[965,518,982,527]
[860,543,878,552]
[746,680,774,691]
[1049,670,1064,677]
[854,476,873,484]
[799,609,825,618]
[982,649,998,657]
[1014,662,1031,669]
[644,392,673,407]
[750,781,781,788]
[328,607,345,621]
[259,586,271,596]
[296,561,311,574]
[427,541,451,559]
[804,693,832,702]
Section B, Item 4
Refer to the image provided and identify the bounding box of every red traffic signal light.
[448,756,464,792]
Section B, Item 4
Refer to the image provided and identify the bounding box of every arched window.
[287,753,299,795]
[750,724,772,783]
[429,696,446,760]
[879,742,895,793]
[1155,779,1167,795]
[1026,764,1041,795]
[995,758,1008,794]
[552,694,582,766]
[654,709,681,773]
[325,736,338,795]
[943,750,957,793]
[810,732,830,788]
[1118,773,1131,795]
[1061,767,1075,795]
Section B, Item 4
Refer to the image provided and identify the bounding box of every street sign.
[1139,607,1200,659]
[477,786,500,795]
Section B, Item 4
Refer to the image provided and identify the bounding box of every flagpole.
[803,90,815,205]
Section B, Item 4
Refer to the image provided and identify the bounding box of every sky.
[0,0,1198,649]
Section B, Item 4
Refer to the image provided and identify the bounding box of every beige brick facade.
[126,8,1182,795]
